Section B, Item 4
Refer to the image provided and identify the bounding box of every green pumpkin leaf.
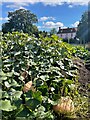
[0,100,16,111]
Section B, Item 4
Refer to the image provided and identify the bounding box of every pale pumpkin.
[53,96,74,114]
[23,81,32,92]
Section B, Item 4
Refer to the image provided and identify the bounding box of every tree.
[76,11,88,44]
[2,9,38,35]
[38,31,48,37]
[88,3,90,43]
[50,28,57,35]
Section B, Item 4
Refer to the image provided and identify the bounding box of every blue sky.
[0,1,89,31]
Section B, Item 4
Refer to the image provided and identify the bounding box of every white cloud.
[37,26,42,29]
[71,21,79,27]
[0,2,2,5]
[18,6,27,9]
[2,0,89,6]
[68,5,73,8]
[39,16,55,21]
[0,17,9,21]
[43,1,64,6]
[6,2,29,9]
[37,21,67,31]
[42,21,64,29]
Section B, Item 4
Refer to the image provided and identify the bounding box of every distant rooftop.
[57,27,77,34]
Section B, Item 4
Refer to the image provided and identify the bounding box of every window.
[71,33,73,38]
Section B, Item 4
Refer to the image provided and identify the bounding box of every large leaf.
[26,98,40,110]
[16,105,32,117]
[0,100,16,111]
[11,91,23,99]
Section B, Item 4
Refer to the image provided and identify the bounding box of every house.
[57,27,77,39]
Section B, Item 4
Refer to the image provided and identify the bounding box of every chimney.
[59,27,61,31]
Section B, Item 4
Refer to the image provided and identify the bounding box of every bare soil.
[73,58,90,95]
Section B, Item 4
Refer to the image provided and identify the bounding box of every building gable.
[57,27,77,39]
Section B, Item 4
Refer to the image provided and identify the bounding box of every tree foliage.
[2,9,38,35]
[88,5,90,43]
[76,11,88,44]
[50,28,57,35]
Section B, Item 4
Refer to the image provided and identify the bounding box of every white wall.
[57,32,76,39]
